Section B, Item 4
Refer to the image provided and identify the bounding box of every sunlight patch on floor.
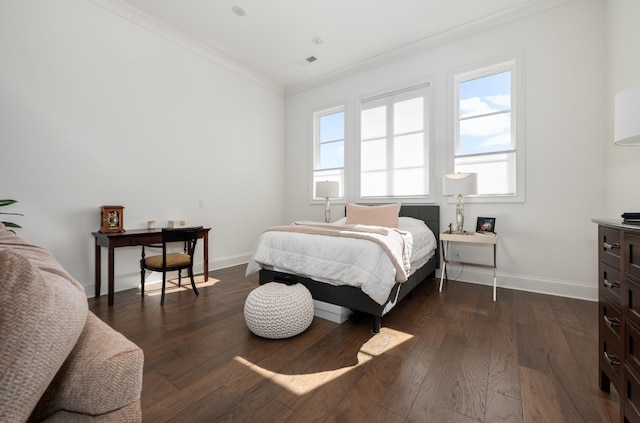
[142,276,220,297]
[234,328,413,395]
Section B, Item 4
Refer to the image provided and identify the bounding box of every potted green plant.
[0,199,23,231]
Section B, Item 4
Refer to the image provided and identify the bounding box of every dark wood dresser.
[594,219,640,422]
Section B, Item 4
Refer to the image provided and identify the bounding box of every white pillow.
[398,216,427,229]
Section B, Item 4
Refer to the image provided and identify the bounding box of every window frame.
[447,55,525,203]
[355,81,434,203]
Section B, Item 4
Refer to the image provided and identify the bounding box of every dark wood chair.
[140,226,203,306]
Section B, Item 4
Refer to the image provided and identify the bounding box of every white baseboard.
[436,265,598,302]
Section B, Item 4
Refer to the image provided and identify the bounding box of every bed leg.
[371,317,381,334]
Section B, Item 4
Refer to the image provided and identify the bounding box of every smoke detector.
[232,5,247,16]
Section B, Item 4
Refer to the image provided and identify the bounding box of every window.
[452,58,523,200]
[359,84,430,199]
[312,106,344,199]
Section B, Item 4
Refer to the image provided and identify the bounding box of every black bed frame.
[259,205,440,334]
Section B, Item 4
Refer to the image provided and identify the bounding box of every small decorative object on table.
[476,216,496,233]
[100,205,124,233]
[168,219,191,228]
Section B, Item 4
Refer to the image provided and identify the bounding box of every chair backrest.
[161,226,203,258]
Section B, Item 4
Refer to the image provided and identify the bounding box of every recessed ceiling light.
[312,36,324,45]
[232,5,247,16]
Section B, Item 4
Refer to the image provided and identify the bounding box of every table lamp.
[316,180,339,223]
[443,173,477,233]
[615,85,640,146]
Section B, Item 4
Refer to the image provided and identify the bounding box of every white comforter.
[245,217,437,305]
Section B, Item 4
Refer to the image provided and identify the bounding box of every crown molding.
[88,0,285,97]
[285,0,573,96]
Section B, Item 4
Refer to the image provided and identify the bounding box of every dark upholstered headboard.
[398,205,439,239]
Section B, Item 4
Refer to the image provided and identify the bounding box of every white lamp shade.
[615,85,640,146]
[442,173,478,196]
[316,180,339,198]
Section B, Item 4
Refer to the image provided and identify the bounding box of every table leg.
[493,274,497,301]
[439,240,447,292]
[108,246,115,306]
[94,240,101,298]
[493,244,497,301]
[203,231,209,281]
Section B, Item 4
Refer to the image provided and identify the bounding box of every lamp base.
[455,195,465,233]
[324,198,331,223]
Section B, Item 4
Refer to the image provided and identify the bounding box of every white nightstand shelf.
[439,231,498,301]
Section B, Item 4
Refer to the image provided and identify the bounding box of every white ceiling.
[118,0,569,93]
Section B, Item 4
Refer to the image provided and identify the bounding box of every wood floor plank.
[515,321,549,373]
[593,393,620,423]
[450,337,490,421]
[484,390,523,423]
[366,406,407,423]
[377,342,436,417]
[406,333,467,421]
[536,316,603,422]
[334,328,423,421]
[488,299,521,400]
[520,366,564,423]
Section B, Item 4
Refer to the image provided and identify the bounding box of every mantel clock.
[100,205,125,233]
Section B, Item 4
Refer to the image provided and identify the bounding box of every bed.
[246,204,440,333]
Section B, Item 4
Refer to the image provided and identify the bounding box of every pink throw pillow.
[345,203,402,228]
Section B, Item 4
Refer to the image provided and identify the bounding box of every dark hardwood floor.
[88,265,619,423]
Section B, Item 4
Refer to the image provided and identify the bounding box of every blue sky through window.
[319,111,344,169]
[320,112,344,142]
[458,70,511,155]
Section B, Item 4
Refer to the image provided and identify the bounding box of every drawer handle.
[603,278,621,289]
[604,242,620,251]
[604,351,620,366]
[604,315,620,328]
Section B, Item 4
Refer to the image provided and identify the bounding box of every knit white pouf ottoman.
[244,282,314,339]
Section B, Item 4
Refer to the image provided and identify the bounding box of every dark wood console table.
[92,227,211,306]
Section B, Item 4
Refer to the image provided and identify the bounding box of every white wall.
[285,0,606,300]
[0,0,286,295]
[606,0,640,214]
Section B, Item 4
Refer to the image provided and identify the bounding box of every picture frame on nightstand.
[476,217,496,233]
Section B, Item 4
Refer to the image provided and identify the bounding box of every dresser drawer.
[627,233,640,282]
[627,278,640,330]
[600,262,622,307]
[625,365,640,423]
[628,322,640,379]
[601,319,623,389]
[600,226,622,268]
[600,300,623,340]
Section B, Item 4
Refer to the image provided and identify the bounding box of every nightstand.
[439,231,498,301]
